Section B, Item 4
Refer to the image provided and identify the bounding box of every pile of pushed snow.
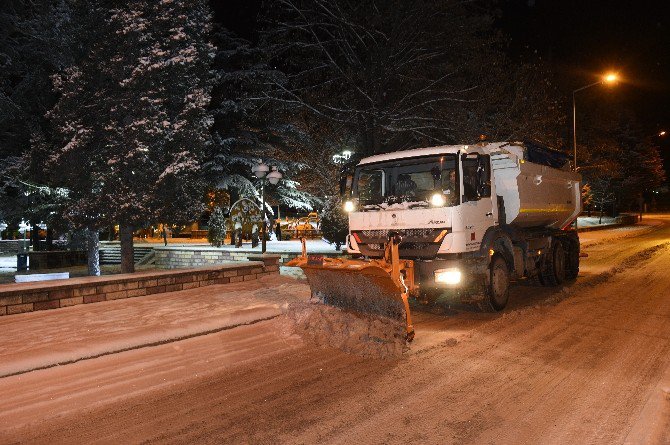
[282,302,408,359]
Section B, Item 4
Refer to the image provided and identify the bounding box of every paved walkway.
[0,275,309,378]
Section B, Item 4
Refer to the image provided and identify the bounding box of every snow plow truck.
[288,141,582,341]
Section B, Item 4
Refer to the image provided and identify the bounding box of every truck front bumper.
[414,257,490,304]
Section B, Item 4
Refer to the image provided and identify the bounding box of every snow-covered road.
[1,217,669,444]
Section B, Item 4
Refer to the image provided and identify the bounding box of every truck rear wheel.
[565,239,579,280]
[540,239,566,286]
[487,255,510,311]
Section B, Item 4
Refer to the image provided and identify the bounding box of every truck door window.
[462,156,480,201]
[478,155,491,198]
[462,154,491,201]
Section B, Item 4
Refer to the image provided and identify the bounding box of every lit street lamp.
[332,150,353,164]
[252,162,283,253]
[660,131,666,137]
[572,72,619,170]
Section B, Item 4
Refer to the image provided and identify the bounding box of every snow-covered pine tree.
[0,0,71,228]
[320,195,348,250]
[207,206,227,247]
[207,27,318,214]
[48,0,214,273]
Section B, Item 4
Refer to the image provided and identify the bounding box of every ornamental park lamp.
[18,220,32,251]
[572,72,619,170]
[252,161,283,253]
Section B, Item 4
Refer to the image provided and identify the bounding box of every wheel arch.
[480,227,515,272]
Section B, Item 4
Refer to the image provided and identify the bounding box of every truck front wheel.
[487,255,510,311]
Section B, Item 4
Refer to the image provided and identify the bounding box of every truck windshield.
[352,154,459,207]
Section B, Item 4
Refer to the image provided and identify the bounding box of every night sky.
[500,0,669,132]
[214,0,670,157]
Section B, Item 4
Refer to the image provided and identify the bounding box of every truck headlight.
[430,192,445,207]
[435,268,462,285]
[343,200,356,212]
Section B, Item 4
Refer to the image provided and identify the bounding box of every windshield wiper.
[362,203,383,211]
[408,202,430,209]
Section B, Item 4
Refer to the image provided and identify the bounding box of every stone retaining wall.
[0,240,22,254]
[27,250,87,270]
[1,240,71,254]
[155,246,343,269]
[0,254,280,316]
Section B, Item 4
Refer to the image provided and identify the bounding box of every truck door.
[460,154,494,251]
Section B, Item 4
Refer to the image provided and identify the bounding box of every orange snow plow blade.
[287,235,417,341]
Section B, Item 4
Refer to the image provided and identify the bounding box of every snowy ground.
[577,215,619,227]
[0,254,17,271]
[1,216,669,443]
[0,275,309,378]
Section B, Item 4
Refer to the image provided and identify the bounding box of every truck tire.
[487,255,510,311]
[540,239,566,286]
[565,239,579,280]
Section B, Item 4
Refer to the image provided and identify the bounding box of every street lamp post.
[572,72,619,170]
[18,220,32,252]
[252,162,283,253]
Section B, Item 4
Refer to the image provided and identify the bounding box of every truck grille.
[360,228,441,239]
[352,228,449,259]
